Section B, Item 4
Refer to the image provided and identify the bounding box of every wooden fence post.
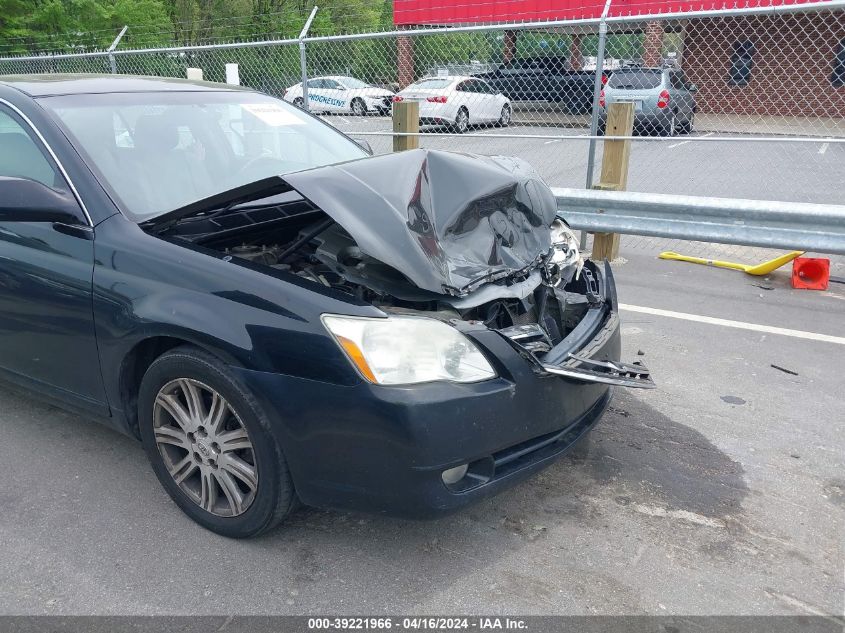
[592,101,635,261]
[392,100,419,152]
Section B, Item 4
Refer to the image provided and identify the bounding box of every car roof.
[0,73,252,97]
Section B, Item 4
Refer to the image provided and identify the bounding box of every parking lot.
[1,242,842,616]
[321,115,842,206]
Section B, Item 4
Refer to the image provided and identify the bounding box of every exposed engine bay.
[185,200,602,353]
[148,149,652,387]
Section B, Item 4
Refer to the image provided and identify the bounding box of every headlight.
[322,314,496,385]
[549,218,580,268]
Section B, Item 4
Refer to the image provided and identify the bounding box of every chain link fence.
[1,1,843,261]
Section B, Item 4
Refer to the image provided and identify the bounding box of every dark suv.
[476,57,607,114]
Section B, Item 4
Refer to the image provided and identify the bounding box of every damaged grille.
[462,264,601,357]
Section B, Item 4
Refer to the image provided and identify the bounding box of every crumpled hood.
[283,149,558,296]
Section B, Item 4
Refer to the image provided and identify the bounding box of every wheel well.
[119,336,190,438]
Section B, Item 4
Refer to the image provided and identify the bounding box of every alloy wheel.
[152,378,258,517]
[499,105,511,126]
[351,99,367,116]
[455,109,469,133]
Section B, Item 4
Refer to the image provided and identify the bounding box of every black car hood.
[147,149,558,296]
[284,149,558,296]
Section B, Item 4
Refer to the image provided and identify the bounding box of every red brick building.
[682,12,845,117]
[393,0,845,118]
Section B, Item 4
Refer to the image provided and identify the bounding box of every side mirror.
[0,177,82,223]
[688,83,698,92]
[352,138,373,154]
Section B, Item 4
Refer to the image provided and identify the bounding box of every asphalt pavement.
[0,243,842,616]
[321,115,842,206]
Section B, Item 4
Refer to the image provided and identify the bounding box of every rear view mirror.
[688,83,698,92]
[0,177,82,223]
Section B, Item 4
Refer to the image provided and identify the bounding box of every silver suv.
[599,67,697,136]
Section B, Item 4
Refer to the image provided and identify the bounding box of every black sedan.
[0,74,652,538]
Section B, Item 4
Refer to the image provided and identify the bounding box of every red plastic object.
[791,257,830,290]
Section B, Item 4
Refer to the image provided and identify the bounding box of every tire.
[661,112,678,137]
[453,107,469,134]
[293,97,304,109]
[351,98,367,116]
[138,346,296,538]
[496,104,511,127]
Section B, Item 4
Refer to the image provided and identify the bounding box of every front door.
[0,104,107,415]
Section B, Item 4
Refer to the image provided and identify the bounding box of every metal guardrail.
[552,188,845,255]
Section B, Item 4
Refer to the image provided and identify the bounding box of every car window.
[608,70,662,89]
[0,107,64,189]
[670,72,685,89]
[341,77,370,89]
[41,91,369,222]
[537,57,568,71]
[475,80,494,94]
[306,79,324,89]
[500,61,542,76]
[323,80,343,90]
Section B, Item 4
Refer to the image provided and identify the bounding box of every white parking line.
[619,303,845,345]
[819,142,829,155]
[668,131,713,149]
[544,139,561,145]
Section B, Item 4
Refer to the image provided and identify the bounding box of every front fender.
[92,214,376,421]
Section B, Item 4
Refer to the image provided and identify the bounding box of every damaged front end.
[143,149,653,390]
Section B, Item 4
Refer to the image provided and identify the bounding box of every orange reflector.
[336,335,377,383]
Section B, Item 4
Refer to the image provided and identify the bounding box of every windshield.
[339,77,371,89]
[608,70,663,89]
[407,78,453,90]
[40,91,369,222]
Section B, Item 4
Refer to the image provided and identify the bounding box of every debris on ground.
[771,364,799,376]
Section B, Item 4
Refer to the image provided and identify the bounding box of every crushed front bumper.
[233,260,650,518]
[529,261,654,389]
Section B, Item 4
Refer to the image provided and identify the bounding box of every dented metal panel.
[284,149,559,296]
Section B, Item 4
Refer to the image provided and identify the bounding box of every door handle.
[52,222,94,240]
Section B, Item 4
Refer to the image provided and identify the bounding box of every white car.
[283,76,393,115]
[394,75,511,133]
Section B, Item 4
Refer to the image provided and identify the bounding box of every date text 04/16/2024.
[307,618,528,630]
